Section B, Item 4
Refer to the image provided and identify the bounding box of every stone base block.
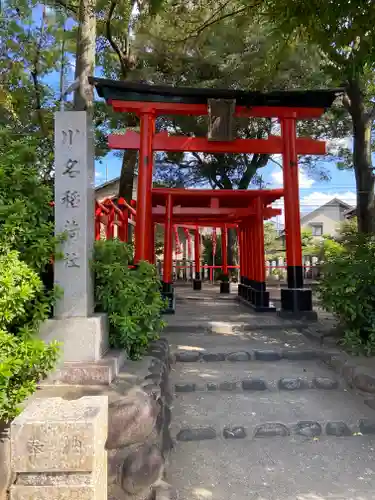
[278,288,318,321]
[220,282,230,294]
[277,309,318,321]
[237,295,276,313]
[193,279,202,291]
[10,396,108,500]
[39,313,109,363]
[161,283,175,314]
[41,350,126,386]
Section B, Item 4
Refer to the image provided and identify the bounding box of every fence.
[156,255,320,283]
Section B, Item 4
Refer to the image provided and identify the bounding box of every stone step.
[171,391,375,440]
[175,377,339,393]
[173,348,335,362]
[172,359,341,393]
[169,437,375,500]
[174,419,375,441]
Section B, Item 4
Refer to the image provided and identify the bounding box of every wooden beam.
[109,131,326,155]
[110,100,326,119]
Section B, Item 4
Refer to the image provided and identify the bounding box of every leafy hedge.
[92,240,165,359]
[0,252,60,424]
[0,137,61,424]
[318,234,375,355]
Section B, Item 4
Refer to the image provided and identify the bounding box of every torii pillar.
[279,115,317,320]
[193,227,202,290]
[161,194,175,313]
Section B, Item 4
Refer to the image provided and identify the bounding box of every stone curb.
[174,419,375,441]
[174,377,339,393]
[107,337,174,500]
[174,349,337,363]
[322,354,375,397]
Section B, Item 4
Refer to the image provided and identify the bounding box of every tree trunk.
[73,0,96,110]
[118,150,138,201]
[347,79,375,233]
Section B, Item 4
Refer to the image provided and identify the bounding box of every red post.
[193,226,202,290]
[163,194,173,284]
[238,226,244,279]
[221,225,228,275]
[281,116,303,279]
[194,227,201,277]
[150,222,156,264]
[248,225,254,281]
[134,111,155,263]
[255,197,266,284]
[280,115,315,317]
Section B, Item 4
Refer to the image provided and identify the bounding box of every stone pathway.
[165,286,375,500]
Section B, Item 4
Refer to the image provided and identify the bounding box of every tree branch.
[106,0,129,78]
[163,1,262,44]
[269,156,282,169]
[53,0,78,15]
[30,7,47,136]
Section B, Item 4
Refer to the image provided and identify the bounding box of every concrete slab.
[166,330,332,352]
[172,360,340,390]
[171,389,375,435]
[169,437,375,500]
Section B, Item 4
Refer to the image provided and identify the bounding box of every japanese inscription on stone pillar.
[54,112,95,317]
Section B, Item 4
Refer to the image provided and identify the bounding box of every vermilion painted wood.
[108,131,326,155]
[194,227,201,274]
[282,117,303,267]
[134,113,155,263]
[163,194,173,283]
[109,100,325,119]
[151,187,284,208]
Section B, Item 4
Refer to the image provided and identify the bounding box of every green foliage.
[0,331,60,423]
[92,240,165,359]
[218,273,230,282]
[318,234,375,355]
[0,135,61,271]
[0,251,60,423]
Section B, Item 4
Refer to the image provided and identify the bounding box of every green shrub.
[92,240,165,359]
[0,251,59,337]
[0,251,60,423]
[318,235,375,355]
[0,331,60,423]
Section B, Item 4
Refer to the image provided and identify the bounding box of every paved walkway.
[164,286,375,500]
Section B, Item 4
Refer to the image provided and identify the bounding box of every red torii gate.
[151,187,282,310]
[90,77,341,318]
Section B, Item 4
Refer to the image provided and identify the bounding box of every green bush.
[0,251,60,423]
[318,235,375,355]
[92,239,165,359]
[0,331,60,423]
[0,251,58,337]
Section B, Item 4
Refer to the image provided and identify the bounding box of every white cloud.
[270,168,315,189]
[326,137,352,156]
[271,190,356,226]
[95,171,104,179]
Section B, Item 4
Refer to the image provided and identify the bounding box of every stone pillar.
[54,111,94,318]
[39,112,121,384]
[10,396,108,500]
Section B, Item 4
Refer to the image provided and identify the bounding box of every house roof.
[343,206,357,218]
[300,197,353,223]
[95,177,120,191]
[89,77,343,110]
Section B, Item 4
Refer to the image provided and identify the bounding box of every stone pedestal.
[10,396,108,500]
